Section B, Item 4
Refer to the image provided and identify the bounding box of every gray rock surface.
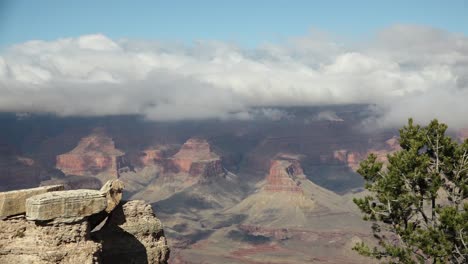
[26,190,107,221]
[0,185,64,219]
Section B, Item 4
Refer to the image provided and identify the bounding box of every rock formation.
[92,200,169,263]
[0,185,64,219]
[333,136,401,171]
[99,179,124,213]
[0,180,170,264]
[26,190,108,222]
[225,154,367,235]
[0,215,102,264]
[56,132,129,178]
[140,149,164,167]
[264,158,305,193]
[170,138,224,178]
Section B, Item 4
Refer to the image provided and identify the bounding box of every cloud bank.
[1,25,467,128]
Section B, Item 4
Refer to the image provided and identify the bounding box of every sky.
[1,0,467,47]
[0,1,468,129]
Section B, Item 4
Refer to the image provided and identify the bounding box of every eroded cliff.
[0,180,169,264]
[56,132,129,178]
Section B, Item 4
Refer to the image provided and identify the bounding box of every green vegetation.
[354,119,468,263]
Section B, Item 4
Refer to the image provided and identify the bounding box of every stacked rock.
[0,180,169,264]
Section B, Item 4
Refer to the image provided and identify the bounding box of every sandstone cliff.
[0,180,169,264]
[170,138,224,179]
[264,156,305,193]
[56,132,129,178]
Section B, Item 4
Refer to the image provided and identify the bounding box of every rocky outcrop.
[170,138,224,178]
[188,159,224,179]
[56,132,129,178]
[0,185,64,219]
[0,180,169,264]
[92,200,169,264]
[264,157,305,193]
[0,215,102,264]
[26,190,108,222]
[100,179,124,213]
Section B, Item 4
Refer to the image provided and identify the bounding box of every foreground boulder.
[0,181,169,263]
[26,190,108,222]
[0,216,101,264]
[0,185,64,219]
[100,179,124,213]
[93,200,170,263]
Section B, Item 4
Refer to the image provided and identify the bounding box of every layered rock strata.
[26,190,108,222]
[333,136,401,171]
[0,180,169,264]
[170,138,224,178]
[56,133,128,178]
[264,159,305,193]
[0,216,101,264]
[0,185,64,219]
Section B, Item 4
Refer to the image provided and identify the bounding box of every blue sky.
[1,0,467,47]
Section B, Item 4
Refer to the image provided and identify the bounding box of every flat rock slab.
[26,190,107,221]
[0,185,64,219]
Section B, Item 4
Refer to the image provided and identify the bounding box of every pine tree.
[354,119,468,263]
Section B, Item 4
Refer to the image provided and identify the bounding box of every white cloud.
[0,26,467,128]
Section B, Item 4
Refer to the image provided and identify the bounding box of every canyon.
[0,106,422,263]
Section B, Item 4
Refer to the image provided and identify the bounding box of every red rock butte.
[264,158,305,193]
[171,138,224,178]
[56,133,127,178]
[333,136,401,171]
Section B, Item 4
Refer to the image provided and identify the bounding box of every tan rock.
[0,215,102,264]
[25,190,107,221]
[0,185,64,219]
[99,179,124,213]
[93,200,170,264]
